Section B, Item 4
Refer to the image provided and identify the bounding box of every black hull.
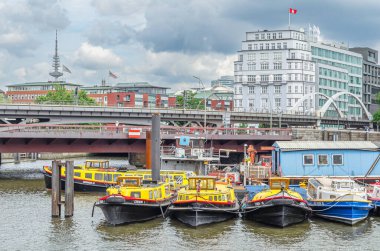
[243,203,310,227]
[168,203,239,227]
[44,172,108,192]
[96,202,170,225]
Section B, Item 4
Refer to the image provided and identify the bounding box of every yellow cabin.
[252,178,303,201]
[106,176,173,201]
[174,176,236,205]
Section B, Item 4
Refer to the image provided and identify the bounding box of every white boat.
[307,177,373,225]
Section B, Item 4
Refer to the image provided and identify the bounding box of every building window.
[255,34,259,40]
[248,63,256,70]
[260,75,269,82]
[318,155,328,165]
[295,86,298,93]
[239,87,242,94]
[274,75,282,82]
[261,98,268,108]
[274,53,282,60]
[261,62,269,70]
[248,99,254,108]
[254,44,258,50]
[249,86,255,94]
[272,33,276,39]
[260,53,269,60]
[303,155,314,165]
[332,154,343,165]
[248,44,252,50]
[274,62,282,70]
[265,43,269,50]
[248,75,255,82]
[260,43,263,50]
[247,53,255,61]
[275,98,281,107]
[261,33,265,39]
[271,43,275,49]
[287,98,292,107]
[278,32,282,39]
[261,86,268,94]
[291,52,295,59]
[283,42,287,49]
[274,85,281,93]
[287,85,292,93]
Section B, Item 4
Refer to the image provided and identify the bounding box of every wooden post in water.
[51,160,61,217]
[65,160,74,217]
[151,113,161,182]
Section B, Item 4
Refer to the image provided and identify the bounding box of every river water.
[1,158,380,251]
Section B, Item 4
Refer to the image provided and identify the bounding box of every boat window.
[222,195,226,201]
[214,196,218,201]
[185,196,189,200]
[207,179,215,190]
[218,195,222,201]
[131,192,141,198]
[318,155,328,165]
[74,172,81,177]
[209,196,213,201]
[113,174,121,182]
[104,174,113,182]
[332,154,343,165]
[154,190,158,199]
[165,185,170,195]
[174,175,183,184]
[319,192,322,199]
[95,173,103,181]
[149,191,153,199]
[158,189,162,198]
[85,173,92,179]
[339,182,353,189]
[330,195,336,199]
[303,154,314,165]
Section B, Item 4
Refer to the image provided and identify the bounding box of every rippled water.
[1,159,380,250]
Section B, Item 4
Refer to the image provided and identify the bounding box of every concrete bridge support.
[13,153,20,163]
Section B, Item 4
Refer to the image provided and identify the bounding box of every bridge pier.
[14,153,20,163]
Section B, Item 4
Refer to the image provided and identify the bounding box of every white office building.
[233,29,317,113]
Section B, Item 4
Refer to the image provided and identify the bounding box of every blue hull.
[308,201,373,225]
[371,200,380,216]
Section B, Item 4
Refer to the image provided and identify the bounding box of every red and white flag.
[109,70,118,79]
[289,8,297,14]
[128,128,141,138]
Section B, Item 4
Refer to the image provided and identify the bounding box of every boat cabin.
[188,176,216,191]
[269,178,290,190]
[116,176,142,187]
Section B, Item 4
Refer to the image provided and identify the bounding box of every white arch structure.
[319,91,372,120]
[290,92,344,118]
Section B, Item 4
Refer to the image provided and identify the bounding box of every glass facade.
[311,45,363,118]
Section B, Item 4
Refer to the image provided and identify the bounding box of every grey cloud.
[86,20,137,46]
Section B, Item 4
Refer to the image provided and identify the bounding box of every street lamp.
[193,76,207,137]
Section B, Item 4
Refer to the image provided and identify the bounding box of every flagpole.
[288,11,290,30]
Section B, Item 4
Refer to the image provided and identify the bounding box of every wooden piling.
[51,160,61,217]
[65,160,74,217]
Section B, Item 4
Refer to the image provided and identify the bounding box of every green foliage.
[176,91,202,109]
[0,94,10,103]
[35,85,96,105]
[373,110,380,123]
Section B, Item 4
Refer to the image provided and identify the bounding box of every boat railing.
[247,165,271,180]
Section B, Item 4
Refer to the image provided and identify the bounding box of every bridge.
[0,124,291,153]
[0,103,371,128]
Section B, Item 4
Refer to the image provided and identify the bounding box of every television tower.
[49,30,63,80]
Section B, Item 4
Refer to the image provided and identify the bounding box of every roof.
[115,82,169,89]
[274,141,378,150]
[7,81,81,87]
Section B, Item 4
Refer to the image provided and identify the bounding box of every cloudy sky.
[1,0,380,91]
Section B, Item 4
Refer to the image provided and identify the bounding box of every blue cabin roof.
[273,141,378,151]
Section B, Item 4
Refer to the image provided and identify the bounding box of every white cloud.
[74,42,123,70]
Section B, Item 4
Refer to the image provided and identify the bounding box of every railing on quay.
[0,124,292,137]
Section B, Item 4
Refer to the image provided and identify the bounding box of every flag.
[289,8,297,14]
[62,65,72,74]
[128,128,141,138]
[109,70,118,79]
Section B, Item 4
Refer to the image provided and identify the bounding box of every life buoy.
[226,173,235,183]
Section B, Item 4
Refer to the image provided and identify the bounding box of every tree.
[35,85,96,105]
[0,93,9,103]
[372,93,380,124]
[176,90,202,109]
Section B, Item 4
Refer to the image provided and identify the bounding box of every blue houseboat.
[272,141,380,181]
